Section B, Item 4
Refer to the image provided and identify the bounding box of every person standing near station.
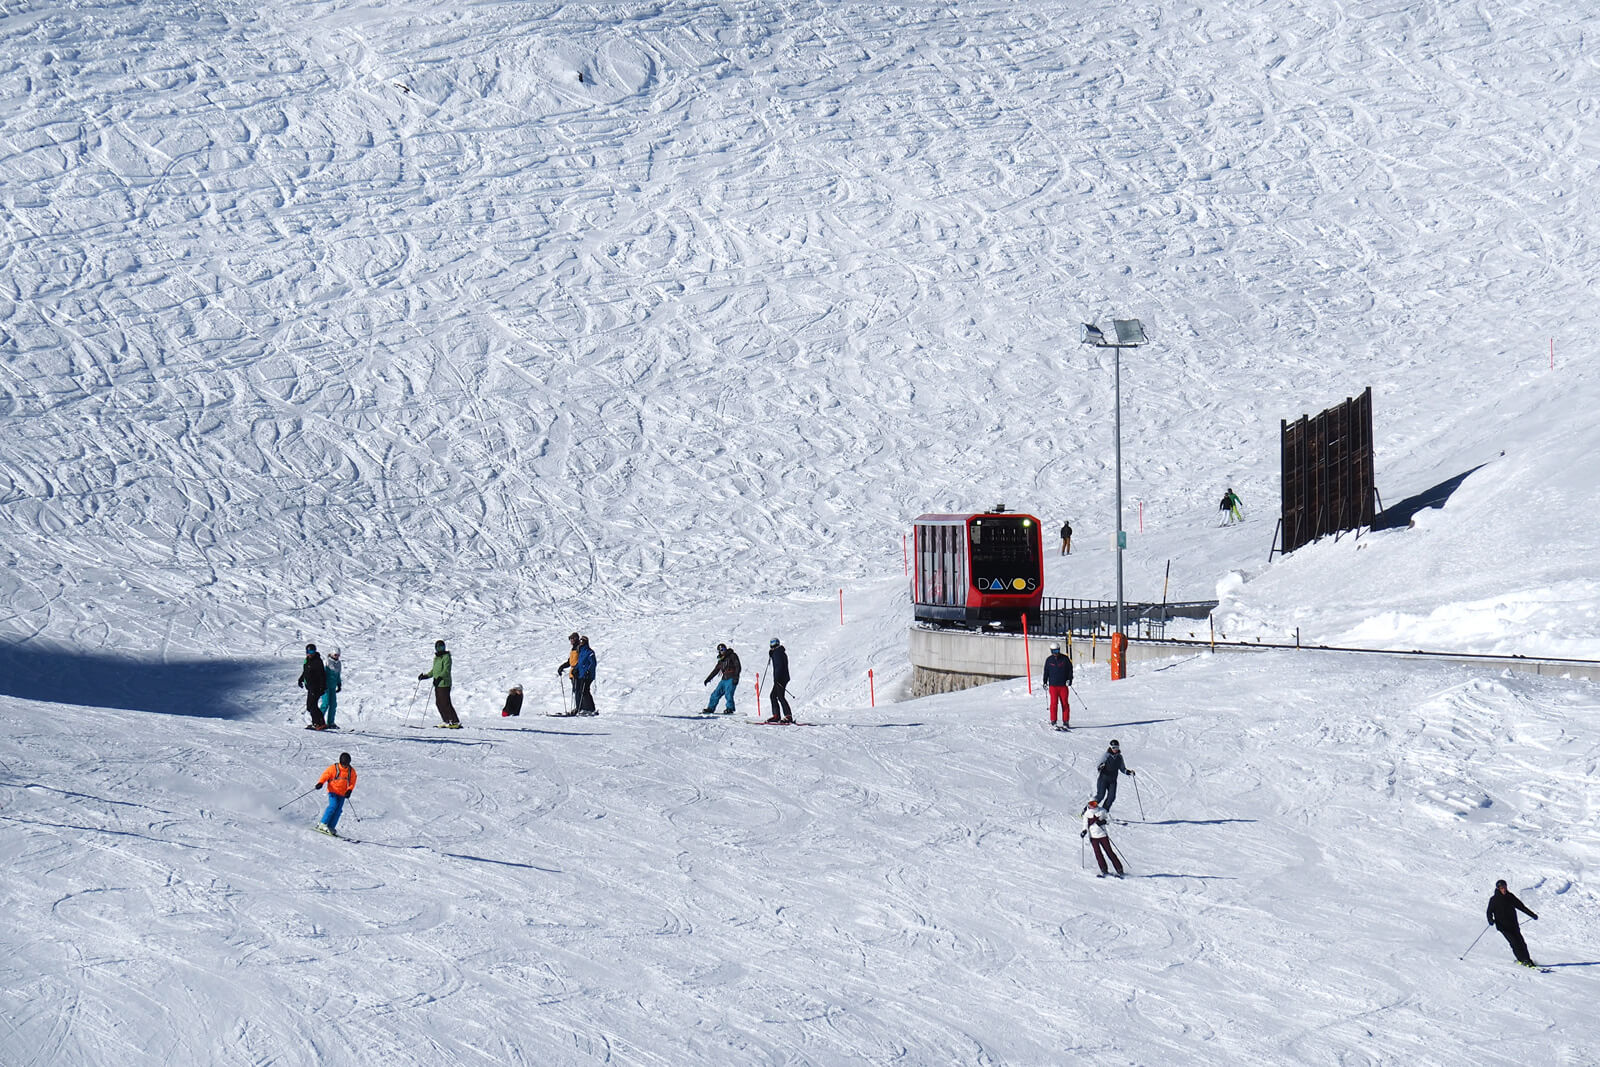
[702,643,741,715]
[314,752,357,837]
[765,638,794,724]
[1042,644,1073,730]
[1486,878,1540,968]
[1060,519,1073,556]
[1094,739,1135,813]
[297,643,328,730]
[418,639,461,728]
[1081,800,1125,877]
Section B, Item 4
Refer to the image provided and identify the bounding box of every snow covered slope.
[2,1,1598,1063]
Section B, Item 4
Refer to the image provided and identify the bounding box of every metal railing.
[1033,597,1218,641]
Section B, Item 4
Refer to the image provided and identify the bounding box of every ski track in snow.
[3,0,1600,1063]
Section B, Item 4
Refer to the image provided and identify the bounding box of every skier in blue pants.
[320,649,343,728]
[702,644,741,714]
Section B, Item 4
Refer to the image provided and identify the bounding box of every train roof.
[913,512,1041,523]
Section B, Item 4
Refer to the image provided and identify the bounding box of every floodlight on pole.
[1079,318,1147,668]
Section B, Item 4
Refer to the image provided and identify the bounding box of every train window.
[969,517,1039,594]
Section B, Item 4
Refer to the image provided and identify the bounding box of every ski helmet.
[1109,739,1120,748]
[1050,644,1061,653]
[770,637,780,647]
[435,639,446,651]
[717,643,728,652]
[568,632,579,643]
[578,635,589,647]
[305,643,317,652]
[339,752,351,764]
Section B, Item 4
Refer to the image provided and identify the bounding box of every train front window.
[969,517,1038,593]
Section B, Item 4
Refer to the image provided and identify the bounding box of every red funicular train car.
[912,509,1044,629]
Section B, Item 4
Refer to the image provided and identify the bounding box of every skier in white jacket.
[1081,800,1125,878]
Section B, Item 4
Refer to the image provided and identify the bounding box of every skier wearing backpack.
[297,643,328,730]
[417,639,461,728]
[764,638,793,724]
[1094,739,1134,813]
[1486,879,1539,967]
[1042,644,1073,729]
[702,643,741,715]
[314,752,357,837]
[573,636,598,715]
[1081,800,1124,877]
[320,649,343,729]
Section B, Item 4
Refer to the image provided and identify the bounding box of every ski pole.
[1460,924,1493,960]
[345,799,358,822]
[277,787,316,811]
[1132,774,1146,820]
[411,678,429,725]
[1081,834,1086,869]
[1069,684,1090,717]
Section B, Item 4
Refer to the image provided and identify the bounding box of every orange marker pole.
[839,588,844,625]
[868,668,875,707]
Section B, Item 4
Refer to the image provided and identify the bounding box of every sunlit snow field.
[2,1,1598,1063]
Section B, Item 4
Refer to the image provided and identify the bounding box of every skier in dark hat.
[1486,879,1539,968]
[702,643,741,715]
[297,643,328,730]
[1093,739,1134,813]
[418,639,460,728]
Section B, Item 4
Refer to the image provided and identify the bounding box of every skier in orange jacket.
[315,753,357,837]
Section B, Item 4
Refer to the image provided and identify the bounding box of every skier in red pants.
[1081,800,1124,877]
[1042,644,1073,730]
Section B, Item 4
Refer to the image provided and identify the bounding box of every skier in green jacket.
[417,639,461,728]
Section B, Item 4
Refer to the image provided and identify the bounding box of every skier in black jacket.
[1041,644,1073,729]
[297,643,328,730]
[1486,879,1539,967]
[764,638,793,724]
[1093,739,1134,813]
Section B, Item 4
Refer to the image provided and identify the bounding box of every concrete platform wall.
[908,627,1600,697]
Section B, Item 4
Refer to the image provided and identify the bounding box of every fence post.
[1022,613,1033,694]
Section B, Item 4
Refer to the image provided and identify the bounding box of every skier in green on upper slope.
[418,639,461,728]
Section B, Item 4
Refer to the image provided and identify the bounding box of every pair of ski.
[314,825,357,843]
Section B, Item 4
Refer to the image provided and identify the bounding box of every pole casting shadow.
[0,643,272,719]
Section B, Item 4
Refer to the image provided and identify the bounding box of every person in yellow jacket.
[315,752,357,837]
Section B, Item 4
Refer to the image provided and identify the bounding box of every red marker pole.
[839,588,844,625]
[868,668,875,707]
[1138,500,1144,534]
[1022,613,1033,695]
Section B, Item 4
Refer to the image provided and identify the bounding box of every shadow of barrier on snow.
[0,643,272,719]
[1372,463,1487,531]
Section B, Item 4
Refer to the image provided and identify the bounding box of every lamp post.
[1079,319,1147,663]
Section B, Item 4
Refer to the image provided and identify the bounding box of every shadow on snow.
[0,642,272,719]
